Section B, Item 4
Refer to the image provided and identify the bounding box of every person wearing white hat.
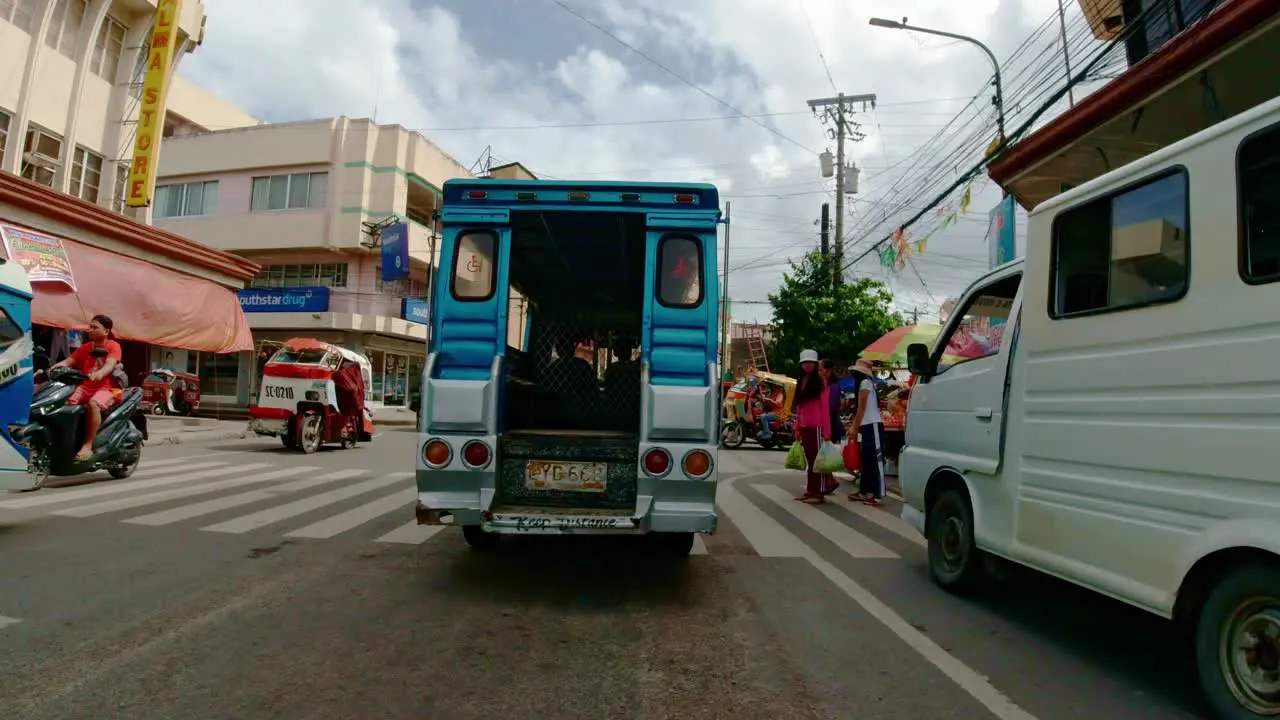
[849,358,886,504]
[790,349,844,503]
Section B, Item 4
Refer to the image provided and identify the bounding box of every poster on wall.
[151,347,190,373]
[0,224,77,290]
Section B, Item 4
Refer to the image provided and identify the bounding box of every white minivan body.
[899,95,1280,719]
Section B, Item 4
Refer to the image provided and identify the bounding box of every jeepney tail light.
[682,449,712,478]
[462,440,491,469]
[643,448,671,477]
[423,439,451,468]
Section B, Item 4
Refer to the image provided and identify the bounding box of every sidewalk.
[147,417,248,446]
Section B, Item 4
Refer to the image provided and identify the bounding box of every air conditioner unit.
[22,151,61,170]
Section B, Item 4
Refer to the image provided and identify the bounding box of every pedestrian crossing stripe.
[0,456,922,558]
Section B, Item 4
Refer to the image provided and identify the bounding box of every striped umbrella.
[859,324,946,367]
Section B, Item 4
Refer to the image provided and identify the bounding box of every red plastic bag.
[842,440,861,471]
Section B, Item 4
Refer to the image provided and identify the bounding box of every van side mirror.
[906,343,935,378]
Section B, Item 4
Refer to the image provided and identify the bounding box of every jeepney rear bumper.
[414,474,718,536]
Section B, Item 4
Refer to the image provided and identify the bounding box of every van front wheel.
[927,489,984,594]
[1195,563,1280,719]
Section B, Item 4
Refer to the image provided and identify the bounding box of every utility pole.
[808,92,876,286]
[719,201,732,377]
[819,202,830,258]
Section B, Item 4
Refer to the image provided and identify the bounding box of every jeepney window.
[1239,122,1280,284]
[452,231,497,301]
[1050,168,1189,318]
[0,308,21,350]
[270,348,328,365]
[657,235,703,308]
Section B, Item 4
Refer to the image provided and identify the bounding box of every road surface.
[0,430,1210,719]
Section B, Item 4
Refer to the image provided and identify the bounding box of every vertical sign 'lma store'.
[125,0,184,208]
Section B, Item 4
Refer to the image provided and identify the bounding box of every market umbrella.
[859,324,945,366]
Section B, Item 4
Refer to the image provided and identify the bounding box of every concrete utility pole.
[819,202,830,258]
[808,92,876,286]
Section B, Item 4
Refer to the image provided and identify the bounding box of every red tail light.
[643,448,672,477]
[466,190,488,199]
[462,440,492,469]
[423,439,451,468]
[673,194,696,204]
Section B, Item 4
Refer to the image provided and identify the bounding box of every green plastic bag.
[784,441,807,471]
[814,441,845,474]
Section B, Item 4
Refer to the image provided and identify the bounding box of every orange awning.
[2,225,253,353]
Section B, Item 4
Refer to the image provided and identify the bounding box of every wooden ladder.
[745,326,770,373]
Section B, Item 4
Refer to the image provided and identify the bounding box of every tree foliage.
[766,252,904,376]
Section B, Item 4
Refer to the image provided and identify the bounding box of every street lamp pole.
[869,17,1006,146]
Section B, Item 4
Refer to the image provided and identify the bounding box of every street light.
[869,16,1006,148]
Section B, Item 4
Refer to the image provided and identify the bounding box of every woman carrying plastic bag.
[789,352,845,504]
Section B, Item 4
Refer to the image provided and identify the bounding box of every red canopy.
[5,229,253,353]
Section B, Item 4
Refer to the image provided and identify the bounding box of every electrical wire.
[797,0,837,92]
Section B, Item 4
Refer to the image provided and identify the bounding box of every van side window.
[1049,169,1188,318]
[451,231,497,301]
[1239,123,1280,283]
[935,274,1019,373]
[657,235,703,308]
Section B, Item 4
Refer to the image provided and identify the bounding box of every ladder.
[744,325,770,373]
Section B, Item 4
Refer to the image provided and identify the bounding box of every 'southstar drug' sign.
[125,0,184,208]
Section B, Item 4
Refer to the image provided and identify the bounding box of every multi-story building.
[152,119,536,409]
[0,0,260,385]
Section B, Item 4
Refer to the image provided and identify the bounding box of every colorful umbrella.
[859,324,945,366]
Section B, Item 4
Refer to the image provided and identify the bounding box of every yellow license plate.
[525,461,607,492]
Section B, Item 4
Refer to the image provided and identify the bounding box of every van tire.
[660,532,696,558]
[1194,563,1280,719]
[462,524,500,551]
[927,489,984,594]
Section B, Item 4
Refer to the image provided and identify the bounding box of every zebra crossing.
[0,452,924,559]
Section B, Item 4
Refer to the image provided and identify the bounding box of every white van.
[899,94,1280,720]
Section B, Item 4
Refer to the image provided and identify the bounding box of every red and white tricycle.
[247,338,375,453]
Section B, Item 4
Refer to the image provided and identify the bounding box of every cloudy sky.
[180,0,1114,323]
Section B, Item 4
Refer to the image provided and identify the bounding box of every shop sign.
[237,287,330,313]
[0,224,76,290]
[125,0,184,208]
[381,222,409,281]
[401,298,430,325]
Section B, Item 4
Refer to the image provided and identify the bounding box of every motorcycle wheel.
[108,446,141,479]
[721,423,745,449]
[298,415,322,454]
[17,447,51,493]
[152,403,166,416]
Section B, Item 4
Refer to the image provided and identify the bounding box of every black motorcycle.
[14,356,148,492]
[720,413,795,450]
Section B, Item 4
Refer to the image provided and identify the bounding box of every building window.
[90,15,127,81]
[376,277,429,297]
[251,263,349,289]
[154,181,219,219]
[0,110,9,170]
[1049,169,1189,318]
[1239,123,1280,284]
[1,0,40,34]
[45,0,89,59]
[250,172,328,211]
[20,126,62,188]
[68,146,103,203]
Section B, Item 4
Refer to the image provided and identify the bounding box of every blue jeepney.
[415,180,722,556]
[0,259,34,490]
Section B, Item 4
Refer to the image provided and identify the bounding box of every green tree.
[766,251,904,376]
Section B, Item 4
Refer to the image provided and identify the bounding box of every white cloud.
[182,0,1091,321]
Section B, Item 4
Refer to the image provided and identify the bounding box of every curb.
[148,428,250,446]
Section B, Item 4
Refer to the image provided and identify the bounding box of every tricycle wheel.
[340,424,357,449]
[462,524,500,550]
[720,423,745,449]
[298,415,322,454]
[151,403,166,416]
[281,425,298,449]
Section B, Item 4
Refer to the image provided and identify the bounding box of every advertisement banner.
[986,194,1016,269]
[401,298,430,325]
[125,0,183,208]
[381,223,409,281]
[0,224,76,290]
[237,287,331,313]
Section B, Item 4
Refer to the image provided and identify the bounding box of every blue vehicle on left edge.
[0,258,36,491]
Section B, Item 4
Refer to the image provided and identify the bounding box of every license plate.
[525,461,607,492]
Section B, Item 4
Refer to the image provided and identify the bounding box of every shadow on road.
[434,535,702,610]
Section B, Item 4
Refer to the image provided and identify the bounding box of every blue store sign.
[238,286,331,313]
[381,222,410,281]
[402,297,430,325]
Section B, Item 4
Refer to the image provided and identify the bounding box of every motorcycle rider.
[44,315,122,460]
[746,378,779,441]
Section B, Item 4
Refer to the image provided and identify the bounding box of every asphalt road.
[0,430,1211,719]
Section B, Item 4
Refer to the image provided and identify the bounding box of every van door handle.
[974,407,993,420]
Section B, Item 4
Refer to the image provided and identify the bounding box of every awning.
[0,223,253,353]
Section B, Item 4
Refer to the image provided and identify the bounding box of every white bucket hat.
[799,349,819,364]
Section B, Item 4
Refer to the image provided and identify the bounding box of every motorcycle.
[720,413,796,450]
[14,356,149,492]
